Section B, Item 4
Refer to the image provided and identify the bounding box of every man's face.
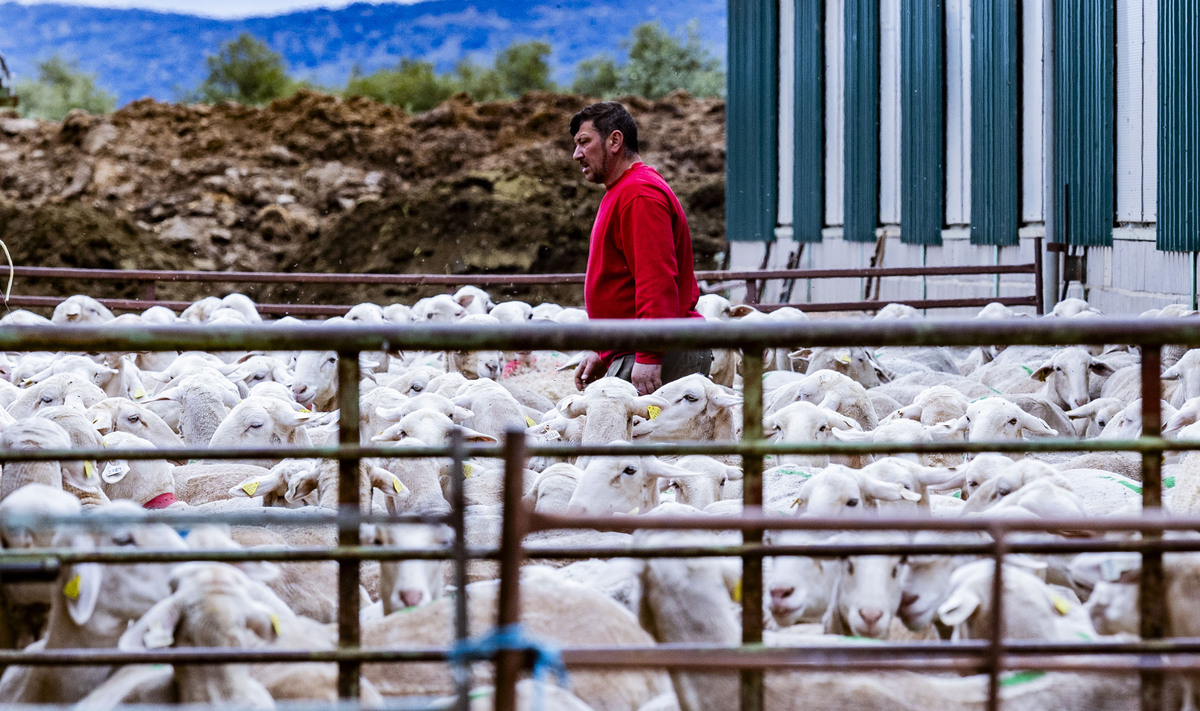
[572,120,610,185]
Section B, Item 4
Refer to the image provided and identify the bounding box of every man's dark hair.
[569,102,640,155]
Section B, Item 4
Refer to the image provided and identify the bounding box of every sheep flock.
[1,290,1199,710]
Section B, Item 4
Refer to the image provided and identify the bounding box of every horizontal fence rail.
[0,316,1188,711]
[0,246,1044,316]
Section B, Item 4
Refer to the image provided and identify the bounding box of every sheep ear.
[859,476,922,502]
[1030,363,1054,382]
[63,561,104,627]
[645,458,703,479]
[708,391,743,416]
[633,395,670,418]
[831,427,869,442]
[762,414,781,437]
[728,304,759,318]
[376,405,405,423]
[230,470,286,499]
[456,426,497,444]
[916,466,966,490]
[246,607,279,643]
[1163,363,1182,380]
[560,395,587,419]
[450,406,474,423]
[1088,361,1116,377]
[936,589,981,627]
[285,469,321,504]
[871,361,893,384]
[787,348,813,371]
[119,594,184,651]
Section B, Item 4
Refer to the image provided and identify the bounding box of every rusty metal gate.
[0,315,1192,710]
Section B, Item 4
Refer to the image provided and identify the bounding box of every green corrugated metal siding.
[970,0,1019,247]
[726,0,778,243]
[1158,2,1200,251]
[1053,0,1115,247]
[844,0,880,243]
[793,0,824,243]
[900,0,944,246]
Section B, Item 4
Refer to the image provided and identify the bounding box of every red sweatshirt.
[584,162,702,367]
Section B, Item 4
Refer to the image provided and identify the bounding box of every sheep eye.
[845,498,859,507]
[111,532,135,546]
[998,488,1011,497]
[682,394,699,403]
[40,394,54,403]
[968,480,978,488]
[892,564,900,578]
[411,384,424,393]
[249,422,264,429]
[398,430,408,438]
[326,356,337,365]
[818,425,827,432]
[252,373,265,380]
[126,414,140,424]
[622,466,638,476]
[1008,417,1018,425]
[846,560,855,574]
[426,313,435,320]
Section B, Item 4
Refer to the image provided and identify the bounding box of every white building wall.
[741,0,1194,317]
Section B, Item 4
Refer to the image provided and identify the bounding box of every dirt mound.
[0,90,726,310]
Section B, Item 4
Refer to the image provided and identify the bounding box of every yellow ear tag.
[732,577,743,603]
[837,352,852,364]
[463,463,473,478]
[133,388,146,399]
[299,407,311,414]
[63,574,82,600]
[391,475,405,494]
[525,416,537,427]
[269,613,282,636]
[647,405,662,420]
[21,378,32,386]
[626,506,640,515]
[241,481,260,497]
[84,461,96,479]
[1052,595,1071,616]
[791,497,803,510]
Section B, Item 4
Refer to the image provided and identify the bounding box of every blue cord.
[448,623,569,711]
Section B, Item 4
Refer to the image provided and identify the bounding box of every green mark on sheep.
[999,670,1047,687]
[950,490,962,499]
[1020,365,1034,376]
[1166,476,1176,488]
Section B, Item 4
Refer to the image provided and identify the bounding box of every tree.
[452,59,505,103]
[15,55,116,121]
[493,41,555,96]
[618,21,725,100]
[345,59,458,113]
[194,33,292,105]
[571,55,621,98]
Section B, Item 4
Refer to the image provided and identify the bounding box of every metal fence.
[0,316,1191,711]
[0,249,1044,317]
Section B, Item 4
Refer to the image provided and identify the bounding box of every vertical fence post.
[1139,345,1164,711]
[986,525,1007,711]
[740,348,764,711]
[495,429,529,711]
[449,429,471,711]
[335,349,361,701]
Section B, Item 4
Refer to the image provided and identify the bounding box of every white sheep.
[763,400,864,468]
[50,294,114,324]
[565,444,703,516]
[204,396,316,466]
[0,502,188,705]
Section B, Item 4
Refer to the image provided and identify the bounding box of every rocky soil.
[0,90,726,310]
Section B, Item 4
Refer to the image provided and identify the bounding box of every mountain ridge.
[0,1,728,106]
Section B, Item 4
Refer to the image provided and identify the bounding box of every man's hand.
[574,351,604,391]
[631,362,662,396]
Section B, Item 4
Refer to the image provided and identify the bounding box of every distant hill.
[0,1,727,106]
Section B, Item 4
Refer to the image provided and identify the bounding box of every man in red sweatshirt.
[569,101,711,395]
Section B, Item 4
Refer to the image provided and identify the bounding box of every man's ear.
[608,129,623,153]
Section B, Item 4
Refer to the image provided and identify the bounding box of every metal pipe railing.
[1,251,1043,316]
[0,317,1191,711]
